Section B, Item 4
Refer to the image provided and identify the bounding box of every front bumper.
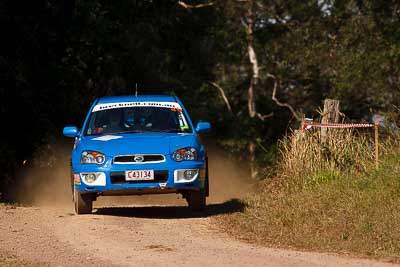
[73,160,206,195]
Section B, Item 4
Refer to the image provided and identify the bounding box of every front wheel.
[186,189,206,212]
[73,188,93,214]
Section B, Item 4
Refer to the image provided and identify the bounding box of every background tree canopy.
[1,0,399,190]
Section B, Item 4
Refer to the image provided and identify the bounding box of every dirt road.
[0,201,398,267]
[0,145,398,267]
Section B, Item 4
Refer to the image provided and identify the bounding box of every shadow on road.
[94,198,245,219]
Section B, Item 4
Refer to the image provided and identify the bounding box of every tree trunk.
[248,140,258,179]
[245,3,259,179]
[245,6,258,119]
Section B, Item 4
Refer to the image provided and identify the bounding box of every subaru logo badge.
[134,155,144,162]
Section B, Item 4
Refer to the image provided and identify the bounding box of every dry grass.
[278,128,376,187]
[217,127,400,261]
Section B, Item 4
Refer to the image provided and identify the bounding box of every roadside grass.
[216,128,400,261]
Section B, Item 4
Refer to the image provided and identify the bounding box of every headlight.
[81,151,106,164]
[172,147,197,161]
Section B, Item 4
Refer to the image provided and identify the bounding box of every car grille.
[110,170,169,184]
[113,154,165,164]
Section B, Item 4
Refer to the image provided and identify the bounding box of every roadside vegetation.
[217,125,400,261]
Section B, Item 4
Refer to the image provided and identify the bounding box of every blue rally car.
[63,95,211,214]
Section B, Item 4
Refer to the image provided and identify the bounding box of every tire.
[186,189,206,212]
[73,188,93,214]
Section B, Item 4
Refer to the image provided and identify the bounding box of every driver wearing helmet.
[131,107,152,128]
[104,108,123,133]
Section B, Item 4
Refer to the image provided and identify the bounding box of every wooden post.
[374,124,379,169]
[321,99,340,142]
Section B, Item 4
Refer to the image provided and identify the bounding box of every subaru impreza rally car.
[63,95,211,214]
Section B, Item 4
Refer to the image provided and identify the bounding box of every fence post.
[374,124,379,169]
[321,99,340,142]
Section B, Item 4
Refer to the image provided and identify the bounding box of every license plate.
[125,170,154,181]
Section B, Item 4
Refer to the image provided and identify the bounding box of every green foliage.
[306,169,341,186]
[206,0,400,176]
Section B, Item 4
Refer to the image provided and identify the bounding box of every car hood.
[79,133,197,156]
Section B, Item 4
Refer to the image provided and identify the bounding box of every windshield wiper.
[104,128,193,134]
[112,130,144,134]
[160,128,191,133]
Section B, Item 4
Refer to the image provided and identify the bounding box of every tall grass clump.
[278,128,376,187]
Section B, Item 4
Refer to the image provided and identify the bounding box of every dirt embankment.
[0,143,398,266]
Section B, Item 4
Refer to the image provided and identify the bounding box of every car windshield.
[84,105,192,135]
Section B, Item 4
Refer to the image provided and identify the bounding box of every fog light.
[80,172,106,186]
[184,170,196,179]
[174,169,199,183]
[86,173,97,183]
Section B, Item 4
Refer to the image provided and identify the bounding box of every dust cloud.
[11,140,255,208]
[206,145,255,203]
[12,141,73,208]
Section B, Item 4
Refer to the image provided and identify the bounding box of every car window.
[84,105,192,135]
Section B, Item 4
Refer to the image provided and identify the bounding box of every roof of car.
[96,95,178,104]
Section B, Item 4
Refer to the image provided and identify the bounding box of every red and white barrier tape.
[303,123,375,131]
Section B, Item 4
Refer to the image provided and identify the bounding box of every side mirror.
[63,126,79,137]
[195,122,211,133]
